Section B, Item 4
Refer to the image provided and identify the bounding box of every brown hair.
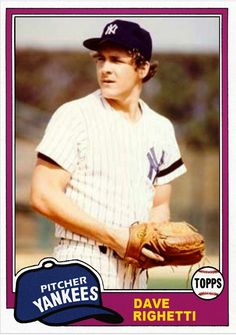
[129,49,159,83]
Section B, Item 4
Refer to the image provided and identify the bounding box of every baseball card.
[0,0,236,334]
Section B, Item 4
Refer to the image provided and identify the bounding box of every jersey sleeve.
[36,102,86,174]
[154,121,187,186]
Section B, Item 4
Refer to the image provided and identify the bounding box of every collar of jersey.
[96,90,146,127]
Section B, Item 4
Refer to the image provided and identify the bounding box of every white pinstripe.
[53,239,147,289]
[36,90,186,289]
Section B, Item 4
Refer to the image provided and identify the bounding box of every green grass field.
[147,255,219,289]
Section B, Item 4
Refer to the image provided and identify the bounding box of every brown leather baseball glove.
[124,221,205,269]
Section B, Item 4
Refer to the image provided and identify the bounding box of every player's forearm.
[30,187,128,256]
[149,203,170,223]
[149,184,171,223]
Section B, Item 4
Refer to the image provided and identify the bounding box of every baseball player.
[30,19,187,289]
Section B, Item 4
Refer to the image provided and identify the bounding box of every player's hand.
[109,227,164,262]
[109,227,129,258]
[141,247,164,262]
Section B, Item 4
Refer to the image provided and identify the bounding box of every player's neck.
[107,98,142,123]
[106,91,142,123]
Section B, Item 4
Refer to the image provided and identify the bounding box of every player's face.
[94,46,145,101]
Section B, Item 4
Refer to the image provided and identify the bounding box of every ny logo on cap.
[105,23,118,35]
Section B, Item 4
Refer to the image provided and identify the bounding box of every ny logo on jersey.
[147,147,165,181]
[104,23,118,35]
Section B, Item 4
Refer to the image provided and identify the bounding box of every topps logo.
[191,266,224,300]
[194,277,223,289]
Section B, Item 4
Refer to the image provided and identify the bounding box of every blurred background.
[15,16,220,289]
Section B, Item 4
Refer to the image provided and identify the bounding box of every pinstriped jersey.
[36,90,186,243]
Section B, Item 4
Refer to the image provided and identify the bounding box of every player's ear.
[137,61,150,80]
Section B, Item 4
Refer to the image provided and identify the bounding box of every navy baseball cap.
[83,19,152,61]
[14,258,123,326]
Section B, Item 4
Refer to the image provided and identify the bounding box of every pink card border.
[5,7,228,327]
